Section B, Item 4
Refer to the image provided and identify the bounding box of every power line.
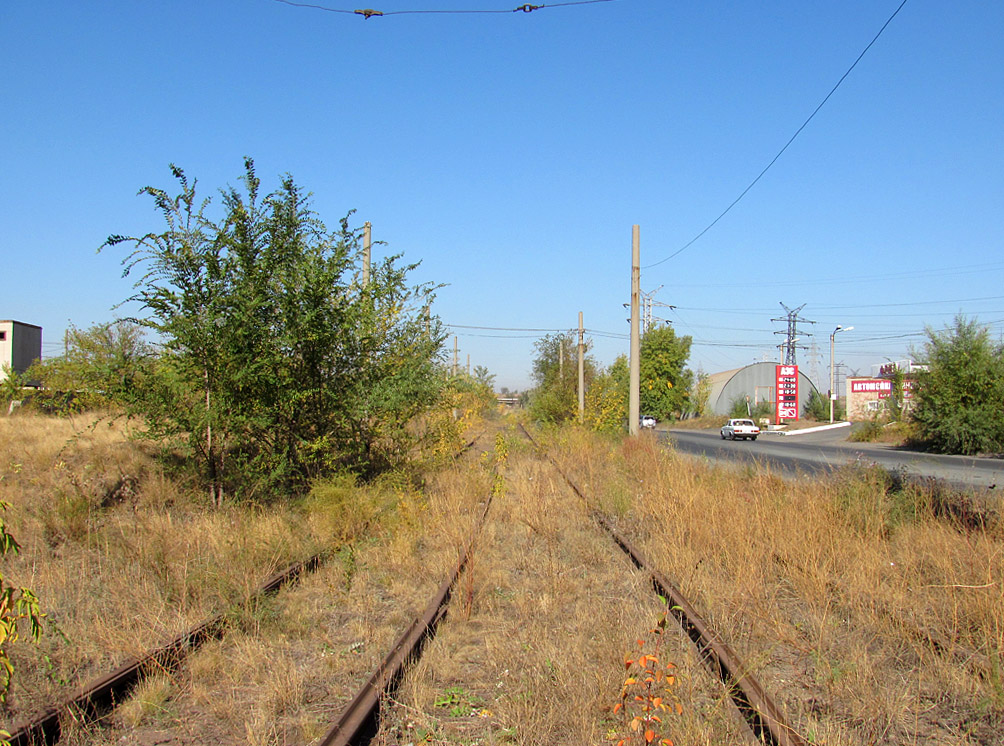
[270,0,618,18]
[644,0,911,269]
[446,323,572,332]
[657,262,1004,290]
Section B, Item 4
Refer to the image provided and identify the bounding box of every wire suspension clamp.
[515,4,542,11]
[354,8,383,17]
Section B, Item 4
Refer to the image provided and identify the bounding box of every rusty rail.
[317,485,495,745]
[7,433,492,745]
[6,554,323,746]
[518,423,808,746]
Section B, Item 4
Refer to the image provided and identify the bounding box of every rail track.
[8,434,487,746]
[517,423,807,746]
[9,424,814,745]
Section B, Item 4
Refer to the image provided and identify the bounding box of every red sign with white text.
[851,378,914,400]
[775,364,799,421]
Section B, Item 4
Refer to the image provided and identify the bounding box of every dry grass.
[552,428,1004,745]
[375,425,747,745]
[7,411,1002,745]
[0,413,380,729]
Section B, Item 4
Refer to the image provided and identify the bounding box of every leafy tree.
[911,315,1004,455]
[688,368,712,419]
[528,332,595,425]
[0,367,24,413]
[639,325,693,421]
[472,365,496,392]
[804,388,843,421]
[584,355,629,433]
[103,160,445,501]
[22,321,153,412]
[886,364,907,423]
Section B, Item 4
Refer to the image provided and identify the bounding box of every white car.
[721,418,760,441]
[640,415,657,429]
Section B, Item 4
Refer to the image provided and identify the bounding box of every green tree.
[804,388,843,421]
[528,332,595,425]
[688,368,712,419]
[911,315,1004,455]
[472,365,496,392]
[584,355,629,433]
[23,321,153,412]
[639,325,693,421]
[103,160,445,501]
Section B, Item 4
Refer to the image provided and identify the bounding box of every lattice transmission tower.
[772,302,816,366]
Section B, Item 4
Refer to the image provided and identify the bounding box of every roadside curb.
[763,421,852,437]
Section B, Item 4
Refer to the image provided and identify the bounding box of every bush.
[804,388,844,421]
[728,397,772,420]
[911,316,1004,455]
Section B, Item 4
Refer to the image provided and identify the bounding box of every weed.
[611,602,681,746]
[434,684,484,717]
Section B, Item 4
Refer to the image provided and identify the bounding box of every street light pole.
[830,325,854,423]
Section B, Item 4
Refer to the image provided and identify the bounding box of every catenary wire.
[644,0,911,269]
[270,0,618,17]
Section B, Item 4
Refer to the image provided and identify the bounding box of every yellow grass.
[5,411,1002,745]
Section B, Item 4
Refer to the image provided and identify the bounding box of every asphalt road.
[662,426,1004,494]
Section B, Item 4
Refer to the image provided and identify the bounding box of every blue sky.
[3,0,1002,391]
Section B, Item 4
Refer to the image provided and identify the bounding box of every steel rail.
[7,434,490,745]
[317,486,495,746]
[6,554,323,746]
[518,423,808,746]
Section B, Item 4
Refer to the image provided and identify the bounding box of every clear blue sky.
[3,0,1002,391]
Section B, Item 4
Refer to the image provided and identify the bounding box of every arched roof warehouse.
[706,361,819,417]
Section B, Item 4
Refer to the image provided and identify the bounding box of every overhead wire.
[644,0,911,269]
[270,0,618,17]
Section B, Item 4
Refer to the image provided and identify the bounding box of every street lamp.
[830,325,854,423]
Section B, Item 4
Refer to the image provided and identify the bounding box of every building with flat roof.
[0,320,43,383]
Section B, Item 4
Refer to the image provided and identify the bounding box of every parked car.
[640,415,657,429]
[721,418,760,441]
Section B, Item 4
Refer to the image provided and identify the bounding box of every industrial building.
[705,361,820,418]
[0,320,42,382]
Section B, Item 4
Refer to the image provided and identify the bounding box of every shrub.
[911,316,1004,455]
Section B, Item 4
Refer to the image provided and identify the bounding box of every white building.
[0,320,43,382]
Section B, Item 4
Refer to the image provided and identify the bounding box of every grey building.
[706,361,819,417]
[0,320,43,382]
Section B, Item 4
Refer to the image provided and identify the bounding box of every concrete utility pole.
[466,353,470,377]
[453,336,458,376]
[629,226,641,436]
[362,222,372,287]
[577,311,585,423]
[559,338,564,380]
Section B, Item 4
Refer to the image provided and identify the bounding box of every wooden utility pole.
[577,311,585,423]
[453,336,458,376]
[629,225,641,436]
[362,221,372,287]
[559,339,564,380]
[466,353,470,377]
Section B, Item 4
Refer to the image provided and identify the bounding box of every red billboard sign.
[775,364,799,422]
[851,378,914,400]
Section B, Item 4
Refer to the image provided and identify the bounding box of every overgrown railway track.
[12,424,809,745]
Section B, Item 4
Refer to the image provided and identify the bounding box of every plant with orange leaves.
[611,601,682,746]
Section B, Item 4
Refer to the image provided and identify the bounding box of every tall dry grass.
[14,416,494,745]
[551,428,1004,745]
[0,412,380,728]
[374,424,750,745]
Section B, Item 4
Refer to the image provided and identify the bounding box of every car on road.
[721,418,760,441]
[641,415,657,429]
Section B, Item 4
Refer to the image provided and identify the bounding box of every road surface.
[662,426,1004,494]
